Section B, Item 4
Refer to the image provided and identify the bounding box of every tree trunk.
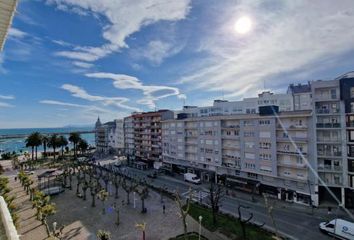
[35,146,38,160]
[83,189,87,200]
[31,147,34,161]
[116,209,120,225]
[115,185,119,199]
[43,219,51,237]
[183,218,188,239]
[241,222,246,240]
[127,191,130,205]
[141,198,145,213]
[91,194,96,207]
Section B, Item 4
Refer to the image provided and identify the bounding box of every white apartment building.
[95,118,124,155]
[162,110,315,205]
[124,116,135,156]
[176,91,295,118]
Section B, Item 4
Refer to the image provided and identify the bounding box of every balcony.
[277,162,307,169]
[347,121,354,128]
[316,123,341,128]
[317,151,342,157]
[318,165,342,172]
[277,150,307,156]
[276,136,308,142]
[316,108,340,115]
[221,125,240,129]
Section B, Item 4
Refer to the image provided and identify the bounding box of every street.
[123,166,334,240]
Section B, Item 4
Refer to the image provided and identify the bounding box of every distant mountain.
[62,124,94,128]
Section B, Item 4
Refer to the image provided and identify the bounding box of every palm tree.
[47,134,60,161]
[42,135,49,158]
[58,135,68,158]
[78,139,88,155]
[32,132,42,161]
[25,133,36,161]
[69,132,81,158]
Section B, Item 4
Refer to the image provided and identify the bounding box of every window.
[245,142,255,149]
[260,131,271,138]
[351,87,354,98]
[331,89,337,99]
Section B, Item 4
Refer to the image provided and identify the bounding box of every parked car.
[319,218,354,239]
[24,170,35,175]
[184,173,201,184]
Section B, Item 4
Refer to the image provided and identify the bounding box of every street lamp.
[198,215,203,240]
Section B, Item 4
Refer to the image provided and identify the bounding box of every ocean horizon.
[0,127,95,154]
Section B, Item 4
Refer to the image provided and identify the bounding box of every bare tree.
[122,178,138,205]
[175,189,192,240]
[136,182,149,213]
[263,193,280,239]
[208,181,225,225]
[113,174,122,199]
[238,205,264,240]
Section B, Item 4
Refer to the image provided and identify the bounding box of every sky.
[1,0,354,128]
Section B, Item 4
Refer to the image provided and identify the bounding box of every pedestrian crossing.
[182,190,209,202]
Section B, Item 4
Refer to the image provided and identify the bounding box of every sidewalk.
[8,175,48,240]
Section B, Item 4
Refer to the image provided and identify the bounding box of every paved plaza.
[47,177,184,240]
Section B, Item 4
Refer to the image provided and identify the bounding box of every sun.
[234,16,252,34]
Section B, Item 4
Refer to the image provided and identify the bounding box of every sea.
[0,127,95,154]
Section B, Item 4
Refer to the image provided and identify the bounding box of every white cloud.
[40,99,119,119]
[52,39,73,47]
[40,100,85,108]
[61,84,140,112]
[179,0,354,98]
[0,102,13,108]
[8,28,27,39]
[86,72,184,109]
[72,61,94,69]
[49,0,191,62]
[0,95,15,100]
[131,40,184,65]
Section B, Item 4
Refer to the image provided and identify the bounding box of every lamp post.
[198,215,203,240]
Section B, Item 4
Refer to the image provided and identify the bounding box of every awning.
[0,0,18,51]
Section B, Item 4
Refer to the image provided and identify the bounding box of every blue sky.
[1,0,354,128]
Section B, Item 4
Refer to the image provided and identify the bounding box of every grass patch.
[188,203,274,240]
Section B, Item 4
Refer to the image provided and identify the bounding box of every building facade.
[95,118,124,155]
[133,110,174,169]
[124,116,135,156]
[162,110,315,205]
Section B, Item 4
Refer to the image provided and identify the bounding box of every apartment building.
[124,116,135,156]
[176,91,295,118]
[95,118,124,154]
[133,110,174,169]
[162,109,315,205]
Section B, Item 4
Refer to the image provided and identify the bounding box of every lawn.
[188,203,275,240]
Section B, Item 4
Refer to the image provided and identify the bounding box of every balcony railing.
[316,108,340,114]
[316,123,341,128]
[277,150,307,156]
[347,121,354,127]
[318,165,342,171]
[318,151,342,157]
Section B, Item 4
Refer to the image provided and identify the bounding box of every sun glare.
[234,16,252,34]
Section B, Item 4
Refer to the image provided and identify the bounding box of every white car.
[319,218,354,240]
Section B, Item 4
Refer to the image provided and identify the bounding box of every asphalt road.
[123,166,333,240]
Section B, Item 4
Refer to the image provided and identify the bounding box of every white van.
[184,173,201,184]
[319,218,354,240]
